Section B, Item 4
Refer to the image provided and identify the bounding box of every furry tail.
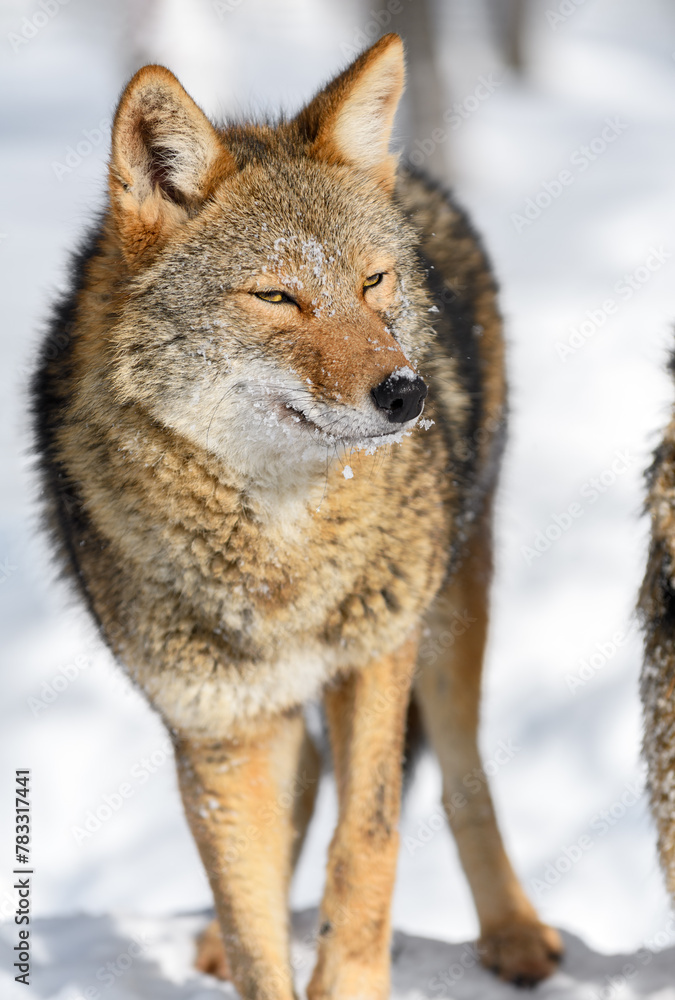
[640,407,675,895]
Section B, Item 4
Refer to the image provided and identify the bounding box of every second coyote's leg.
[415,509,563,985]
[307,637,417,1000]
[176,711,313,1000]
[193,722,320,981]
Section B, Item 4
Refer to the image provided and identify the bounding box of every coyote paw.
[308,951,389,1000]
[478,919,563,986]
[194,919,231,980]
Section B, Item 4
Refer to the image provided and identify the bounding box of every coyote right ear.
[294,33,405,193]
[109,65,235,265]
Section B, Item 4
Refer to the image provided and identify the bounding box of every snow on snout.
[391,365,418,380]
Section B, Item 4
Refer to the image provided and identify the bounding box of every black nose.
[371,370,428,424]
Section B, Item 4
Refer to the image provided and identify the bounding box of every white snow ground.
[3,0,675,996]
[3,909,675,1000]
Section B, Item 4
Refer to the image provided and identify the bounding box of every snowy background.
[3,0,675,995]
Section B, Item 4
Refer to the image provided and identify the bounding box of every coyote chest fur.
[56,365,453,731]
[33,33,561,1000]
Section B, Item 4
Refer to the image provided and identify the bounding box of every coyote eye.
[363,272,384,290]
[254,290,296,304]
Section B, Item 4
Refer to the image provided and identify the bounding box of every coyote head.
[106,34,431,488]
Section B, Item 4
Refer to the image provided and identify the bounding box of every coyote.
[32,33,561,998]
[640,357,675,900]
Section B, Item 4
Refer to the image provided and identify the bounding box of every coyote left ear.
[109,65,235,265]
[295,33,405,193]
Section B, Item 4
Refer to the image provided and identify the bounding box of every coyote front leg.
[193,723,321,981]
[308,637,417,1000]
[175,712,308,1000]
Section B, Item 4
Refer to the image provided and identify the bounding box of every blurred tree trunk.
[489,0,528,73]
[395,0,452,182]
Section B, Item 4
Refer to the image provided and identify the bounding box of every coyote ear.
[109,65,234,264]
[295,33,405,193]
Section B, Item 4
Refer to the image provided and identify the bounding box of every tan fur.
[33,35,560,997]
[176,714,306,995]
[309,637,417,998]
[109,64,236,265]
[303,34,405,191]
[195,727,320,982]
